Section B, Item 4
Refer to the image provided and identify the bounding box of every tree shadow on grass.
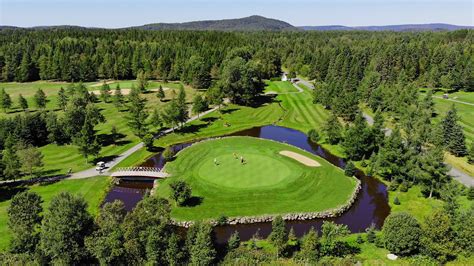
[176,123,210,134]
[249,95,275,108]
[201,117,218,123]
[93,155,119,165]
[182,196,203,207]
[0,186,27,202]
[97,133,128,146]
[220,108,239,115]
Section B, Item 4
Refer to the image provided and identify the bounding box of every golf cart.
[96,161,106,171]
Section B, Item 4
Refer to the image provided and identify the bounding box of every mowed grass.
[428,90,474,177]
[0,176,110,251]
[155,137,358,221]
[0,80,199,175]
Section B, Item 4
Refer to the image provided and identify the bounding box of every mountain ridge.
[1,16,472,32]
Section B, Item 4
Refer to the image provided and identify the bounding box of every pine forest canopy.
[0,28,472,94]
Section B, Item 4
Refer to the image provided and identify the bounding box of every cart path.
[69,107,218,179]
[297,77,473,187]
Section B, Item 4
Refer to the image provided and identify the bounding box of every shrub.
[467,187,474,201]
[360,160,368,167]
[382,212,421,255]
[217,215,228,225]
[227,231,240,250]
[142,134,154,150]
[356,235,364,244]
[393,197,400,205]
[366,224,377,243]
[399,181,409,192]
[307,129,320,143]
[162,147,175,161]
[344,161,356,177]
[388,181,399,191]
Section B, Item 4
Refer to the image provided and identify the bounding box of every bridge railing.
[114,167,162,172]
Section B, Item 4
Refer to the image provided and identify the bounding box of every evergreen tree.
[127,86,148,138]
[57,87,68,111]
[299,227,320,263]
[157,85,165,101]
[344,161,356,176]
[468,142,474,164]
[419,146,449,198]
[85,200,126,265]
[0,88,12,112]
[33,88,47,109]
[2,145,21,180]
[100,82,111,103]
[192,94,208,117]
[40,192,93,264]
[113,84,125,108]
[323,113,343,145]
[442,105,467,156]
[269,215,287,257]
[227,231,241,251]
[73,117,101,163]
[189,222,216,265]
[7,191,43,254]
[343,112,375,160]
[165,233,183,266]
[18,94,28,111]
[137,70,149,93]
[149,107,162,128]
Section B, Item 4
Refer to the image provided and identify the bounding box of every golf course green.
[156,137,358,220]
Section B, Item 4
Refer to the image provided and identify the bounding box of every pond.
[103,125,390,243]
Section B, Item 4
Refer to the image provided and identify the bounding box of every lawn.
[0,176,110,251]
[155,137,358,221]
[0,80,199,175]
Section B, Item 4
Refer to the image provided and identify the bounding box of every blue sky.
[1,0,473,27]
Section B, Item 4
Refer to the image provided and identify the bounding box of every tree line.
[2,188,472,264]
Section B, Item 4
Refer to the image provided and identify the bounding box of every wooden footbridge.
[111,167,169,179]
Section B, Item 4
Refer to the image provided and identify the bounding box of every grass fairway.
[0,80,198,175]
[155,137,357,221]
[0,176,110,251]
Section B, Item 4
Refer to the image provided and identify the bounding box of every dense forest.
[0,28,473,264]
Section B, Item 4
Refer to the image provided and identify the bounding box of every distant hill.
[300,23,473,32]
[1,18,472,32]
[135,15,297,31]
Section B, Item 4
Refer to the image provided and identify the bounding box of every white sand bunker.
[279,150,321,167]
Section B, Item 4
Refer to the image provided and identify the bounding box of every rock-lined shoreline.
[171,179,362,228]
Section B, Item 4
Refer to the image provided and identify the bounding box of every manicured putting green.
[197,152,293,189]
[157,137,358,220]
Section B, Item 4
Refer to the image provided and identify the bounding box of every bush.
[393,197,400,205]
[356,235,364,244]
[142,133,154,150]
[366,224,377,243]
[388,181,399,191]
[467,187,474,201]
[217,215,228,225]
[344,161,356,177]
[162,147,175,161]
[307,129,320,143]
[382,212,421,255]
[360,160,368,167]
[399,181,409,192]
